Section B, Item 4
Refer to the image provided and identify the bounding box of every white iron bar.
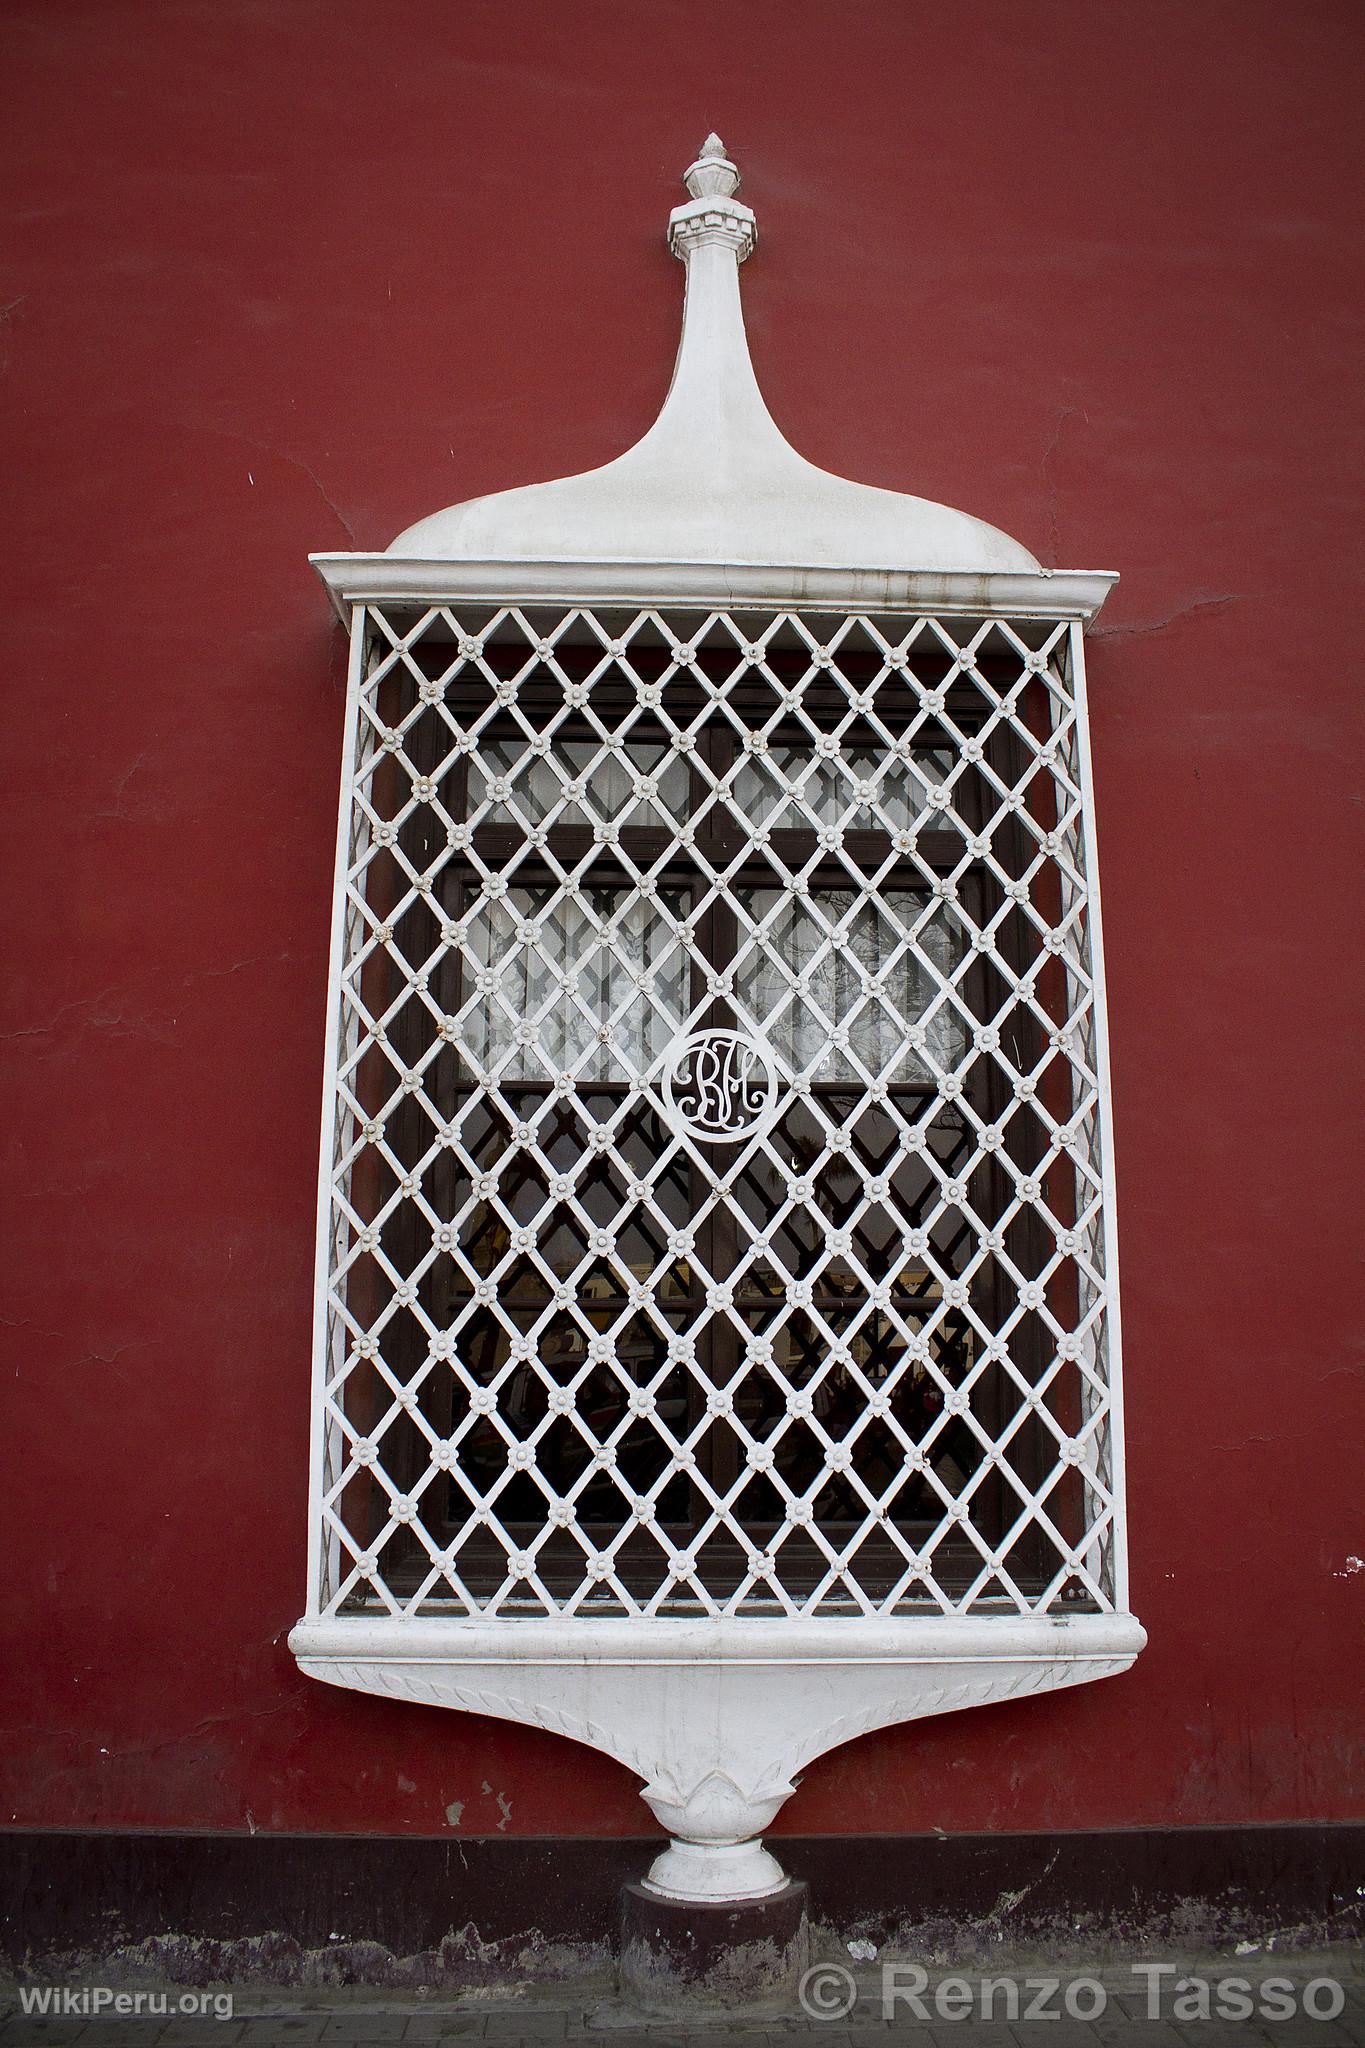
[311,603,1121,1619]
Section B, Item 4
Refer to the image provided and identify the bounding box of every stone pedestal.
[618,1878,809,2014]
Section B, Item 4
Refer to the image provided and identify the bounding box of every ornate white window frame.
[290,138,1143,1904]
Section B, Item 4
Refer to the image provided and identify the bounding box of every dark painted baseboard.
[2,1825,1361,1972]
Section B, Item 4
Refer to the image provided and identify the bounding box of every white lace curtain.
[461,886,962,1085]
[461,887,687,1082]
[738,889,963,1083]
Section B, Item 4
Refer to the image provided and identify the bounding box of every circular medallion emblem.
[658,1028,781,1144]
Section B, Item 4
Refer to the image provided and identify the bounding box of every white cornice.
[310,552,1118,624]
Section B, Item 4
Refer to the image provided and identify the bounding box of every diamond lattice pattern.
[315,606,1118,1619]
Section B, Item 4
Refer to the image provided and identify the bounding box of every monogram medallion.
[657,1028,781,1144]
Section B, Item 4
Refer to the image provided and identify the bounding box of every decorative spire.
[684,133,740,200]
[379,135,1044,579]
[669,133,755,263]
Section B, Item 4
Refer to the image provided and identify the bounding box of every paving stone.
[401,2017,491,2040]
[1092,2020,1184,2047]
[607,2037,694,2048]
[1164,2028,1278,2048]
[156,2034,245,2047]
[735,2035,824,2047]
[924,2027,1023,2047]
[38,2026,166,2046]
[234,2022,329,2040]
[163,2023,228,2038]
[1248,2027,1357,2048]
[1101,1988,1187,2020]
[997,2024,1105,2046]
[480,2016,566,2040]
[0,2030,91,2048]
[318,2021,415,2042]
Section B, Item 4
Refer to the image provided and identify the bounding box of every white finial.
[684,134,740,201]
[670,135,754,262]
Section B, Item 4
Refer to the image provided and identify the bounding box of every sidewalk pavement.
[3,1952,1363,2048]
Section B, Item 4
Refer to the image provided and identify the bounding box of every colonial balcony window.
[292,137,1143,1908]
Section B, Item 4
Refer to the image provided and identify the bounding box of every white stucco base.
[289,1612,1145,1901]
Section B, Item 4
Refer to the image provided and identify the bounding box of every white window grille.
[292,137,1143,1905]
[318,602,1117,1623]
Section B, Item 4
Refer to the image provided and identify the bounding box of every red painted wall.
[3,0,1362,1842]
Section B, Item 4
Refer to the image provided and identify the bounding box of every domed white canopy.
[313,138,1114,618]
[388,136,1039,576]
